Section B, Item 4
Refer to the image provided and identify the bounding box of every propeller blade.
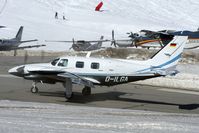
[14,50,17,56]
[111,30,117,47]
[112,30,115,40]
[41,50,45,61]
[72,38,75,45]
[24,50,28,64]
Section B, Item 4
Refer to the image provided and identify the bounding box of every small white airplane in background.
[9,36,187,100]
[46,36,109,51]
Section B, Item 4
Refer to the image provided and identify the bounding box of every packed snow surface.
[0,100,198,133]
[0,0,199,51]
[133,64,199,90]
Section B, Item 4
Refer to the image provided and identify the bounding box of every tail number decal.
[105,76,128,83]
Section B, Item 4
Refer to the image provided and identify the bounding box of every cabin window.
[51,58,59,66]
[76,61,84,68]
[58,59,68,67]
[91,62,99,69]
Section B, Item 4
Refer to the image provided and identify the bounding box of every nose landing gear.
[31,86,38,93]
[30,81,42,93]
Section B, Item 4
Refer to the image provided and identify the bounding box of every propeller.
[14,50,17,56]
[72,38,75,45]
[69,38,75,50]
[22,51,28,84]
[126,32,140,47]
[24,50,28,64]
[110,30,117,47]
[126,32,139,39]
[41,50,45,62]
[16,65,26,77]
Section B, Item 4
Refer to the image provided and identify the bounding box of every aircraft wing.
[86,40,109,43]
[28,69,96,88]
[58,72,95,88]
[45,40,77,43]
[114,39,133,42]
[46,40,109,43]
[12,44,46,50]
[141,30,170,36]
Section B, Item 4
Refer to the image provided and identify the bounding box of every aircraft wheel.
[65,92,73,101]
[31,86,39,93]
[82,87,91,96]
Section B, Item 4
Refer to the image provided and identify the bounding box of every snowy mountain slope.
[0,0,199,51]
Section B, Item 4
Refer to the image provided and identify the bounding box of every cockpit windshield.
[57,59,68,67]
[51,58,59,66]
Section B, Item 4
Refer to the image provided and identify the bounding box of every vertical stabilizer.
[15,26,23,41]
[149,36,188,69]
[97,36,104,47]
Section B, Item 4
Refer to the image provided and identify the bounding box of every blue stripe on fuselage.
[137,54,181,73]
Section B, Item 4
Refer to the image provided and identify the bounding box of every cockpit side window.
[58,59,68,67]
[51,58,59,66]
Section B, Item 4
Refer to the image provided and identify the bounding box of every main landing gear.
[63,79,73,101]
[64,86,91,101]
[82,86,91,96]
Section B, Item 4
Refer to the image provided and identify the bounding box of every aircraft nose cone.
[8,65,25,77]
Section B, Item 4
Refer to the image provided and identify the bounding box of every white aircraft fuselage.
[10,57,162,86]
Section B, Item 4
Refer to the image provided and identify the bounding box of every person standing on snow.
[55,12,58,19]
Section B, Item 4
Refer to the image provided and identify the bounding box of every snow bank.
[135,73,199,90]
[0,100,198,133]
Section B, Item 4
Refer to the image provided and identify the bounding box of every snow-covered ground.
[0,0,199,51]
[0,100,198,133]
[133,64,199,90]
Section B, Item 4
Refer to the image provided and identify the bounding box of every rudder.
[149,36,188,69]
[15,26,23,41]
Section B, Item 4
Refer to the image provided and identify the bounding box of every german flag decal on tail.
[170,43,177,47]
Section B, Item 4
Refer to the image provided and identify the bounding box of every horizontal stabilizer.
[12,44,46,50]
[20,39,38,43]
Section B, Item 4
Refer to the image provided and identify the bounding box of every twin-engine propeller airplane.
[0,26,45,55]
[9,36,187,100]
